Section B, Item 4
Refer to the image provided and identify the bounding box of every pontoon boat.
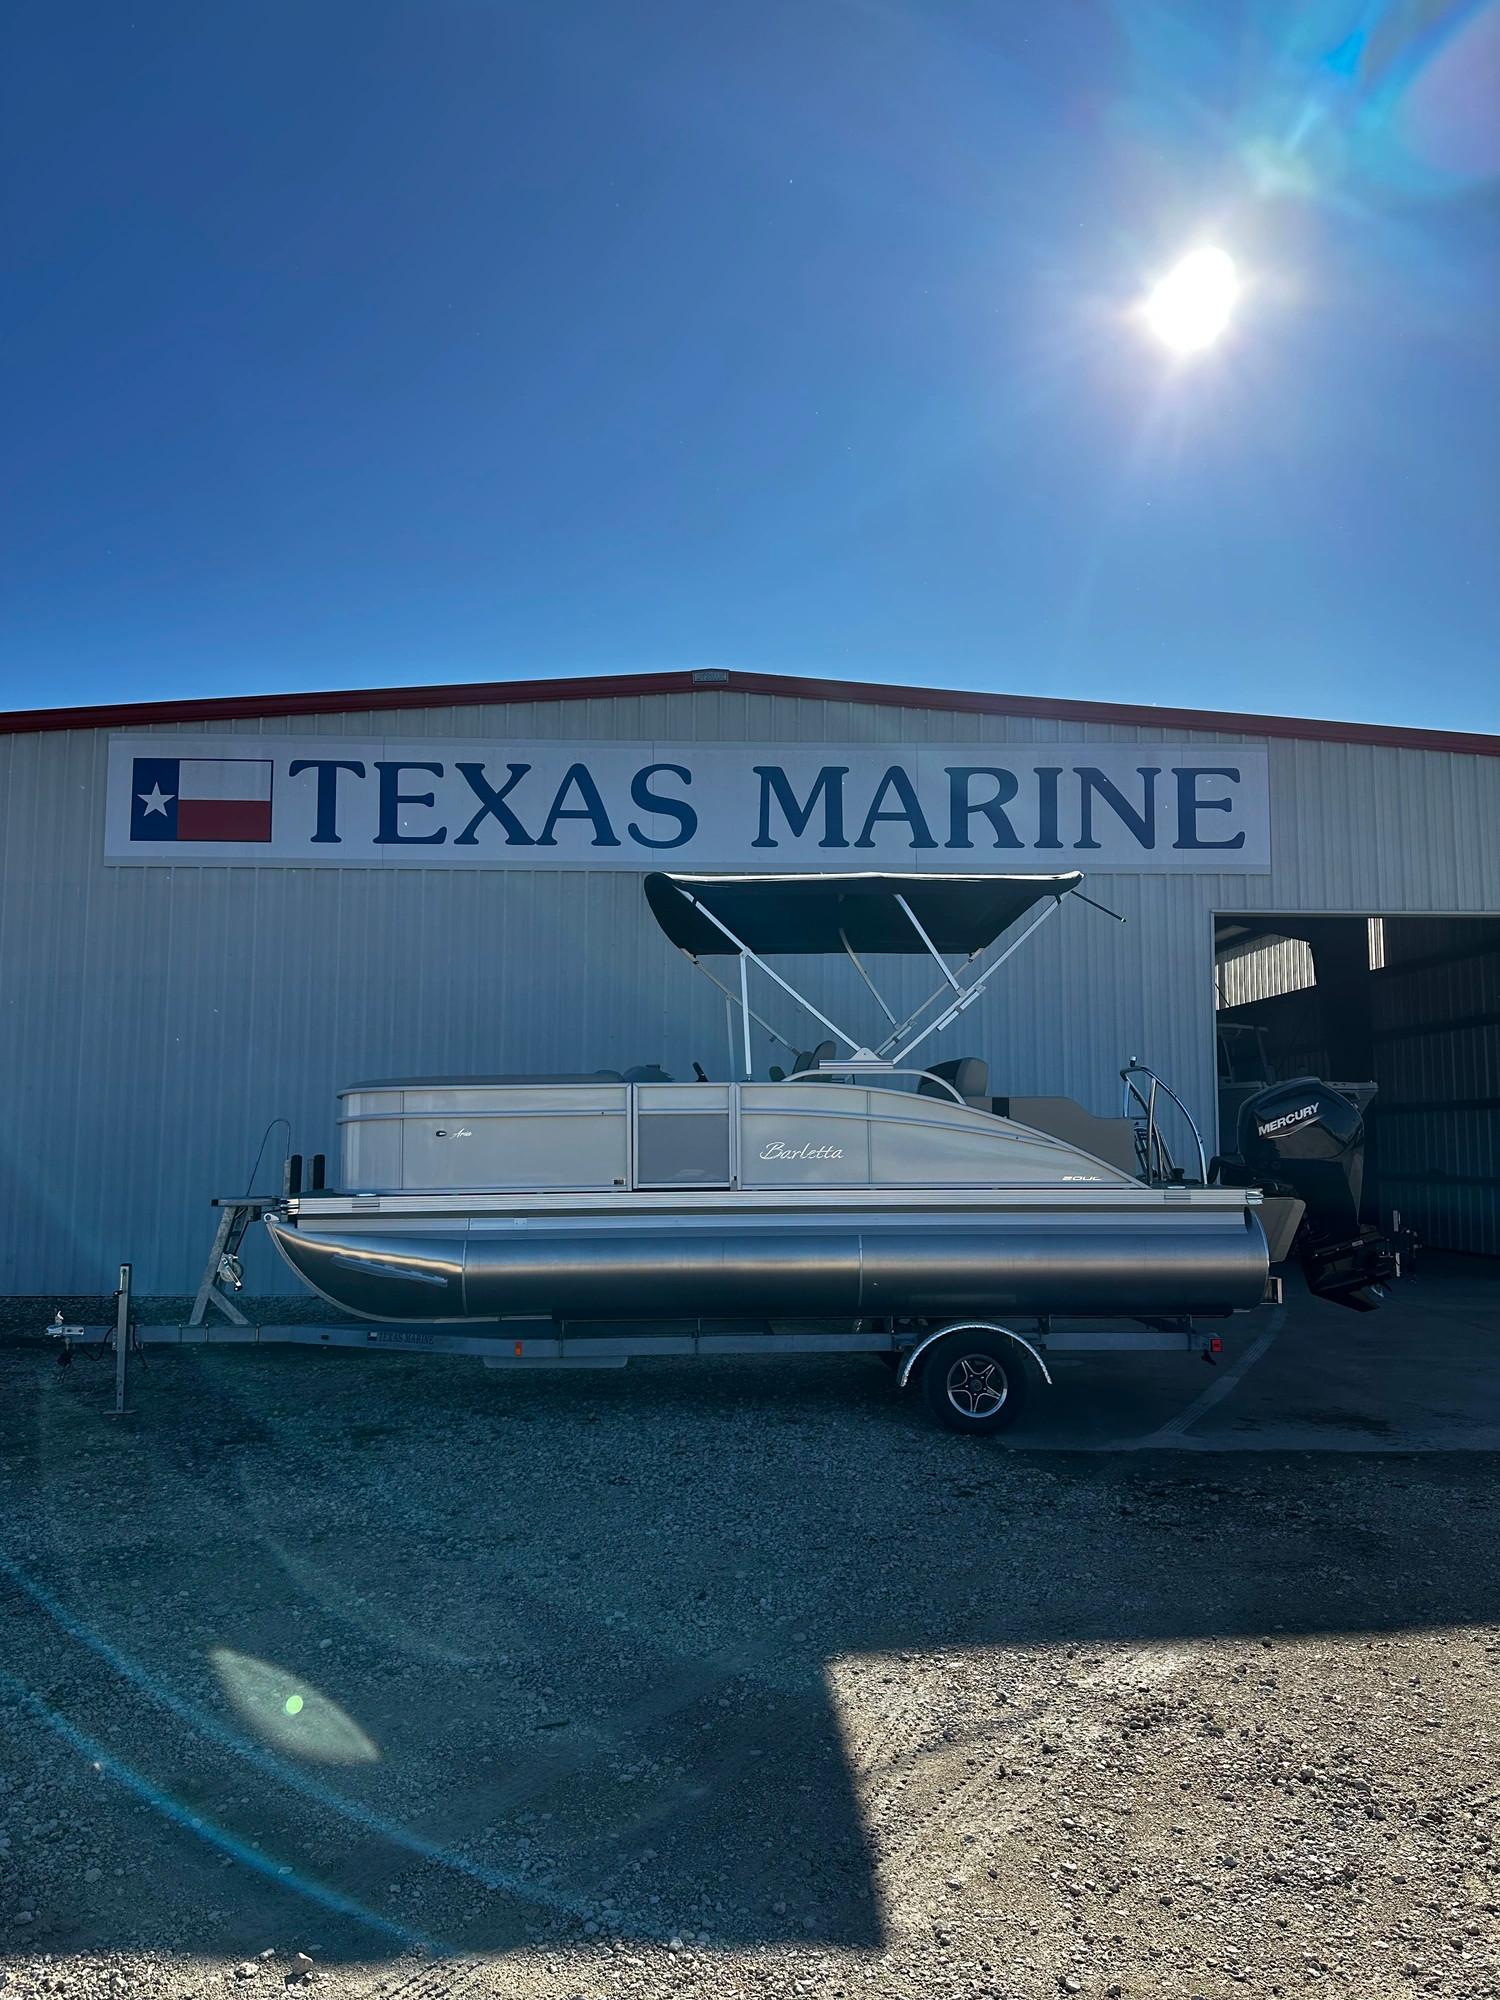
[266,871,1392,1432]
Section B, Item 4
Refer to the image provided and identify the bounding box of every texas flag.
[129,756,274,843]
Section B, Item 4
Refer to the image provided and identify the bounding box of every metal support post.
[738,951,753,1079]
[668,884,868,1056]
[111,1263,131,1416]
[892,899,1063,1065]
[188,1202,259,1326]
[688,953,798,1057]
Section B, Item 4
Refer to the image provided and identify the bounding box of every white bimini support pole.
[685,953,798,1057]
[892,898,1062,1065]
[839,928,899,1028]
[670,885,868,1058]
[738,951,753,1079]
[894,894,962,993]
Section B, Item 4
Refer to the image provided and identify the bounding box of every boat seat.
[623,1064,674,1084]
[791,1041,837,1074]
[992,1095,1140,1175]
[917,1057,990,1110]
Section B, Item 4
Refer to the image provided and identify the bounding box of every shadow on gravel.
[1,1336,1498,1968]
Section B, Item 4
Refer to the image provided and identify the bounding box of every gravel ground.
[1,1308,1497,2000]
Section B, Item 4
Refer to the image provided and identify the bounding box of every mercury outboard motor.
[1236,1078,1399,1311]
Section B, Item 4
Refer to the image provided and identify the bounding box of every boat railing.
[786,1062,967,1106]
[1120,1059,1208,1188]
[335,1073,1116,1199]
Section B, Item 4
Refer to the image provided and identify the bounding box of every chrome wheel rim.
[945,1352,1008,1419]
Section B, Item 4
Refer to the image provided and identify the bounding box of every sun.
[1141,247,1239,355]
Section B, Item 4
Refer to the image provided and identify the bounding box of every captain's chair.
[917,1056,991,1111]
[791,1040,837,1075]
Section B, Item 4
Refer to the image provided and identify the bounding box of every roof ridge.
[1,666,1494,758]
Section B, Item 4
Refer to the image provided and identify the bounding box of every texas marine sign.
[105,736,1271,871]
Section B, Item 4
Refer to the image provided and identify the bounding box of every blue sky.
[2,1,1496,726]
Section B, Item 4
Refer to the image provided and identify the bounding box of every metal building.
[3,667,1498,1294]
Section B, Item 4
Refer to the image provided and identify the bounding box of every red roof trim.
[0,666,1495,758]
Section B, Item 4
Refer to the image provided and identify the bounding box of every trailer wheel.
[919,1337,1028,1436]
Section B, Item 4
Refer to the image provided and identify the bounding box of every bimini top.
[644,870,1084,957]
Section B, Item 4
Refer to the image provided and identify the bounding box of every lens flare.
[210,1647,379,1765]
[1141,247,1239,354]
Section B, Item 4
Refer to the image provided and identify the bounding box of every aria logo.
[434,1127,474,1139]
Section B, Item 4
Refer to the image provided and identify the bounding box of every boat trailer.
[45,1235,1236,1431]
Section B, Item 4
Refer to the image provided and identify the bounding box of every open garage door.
[1215,914,1500,1257]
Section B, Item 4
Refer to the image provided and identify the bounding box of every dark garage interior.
[1215,913,1500,1257]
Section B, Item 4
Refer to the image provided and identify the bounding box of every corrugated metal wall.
[1369,929,1500,1255]
[3,689,1499,1292]
[1215,935,1315,1008]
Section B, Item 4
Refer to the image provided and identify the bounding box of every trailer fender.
[896,1320,1053,1392]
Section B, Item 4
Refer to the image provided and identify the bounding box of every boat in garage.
[266,870,1297,1432]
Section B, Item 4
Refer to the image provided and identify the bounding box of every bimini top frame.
[643,870,1116,1078]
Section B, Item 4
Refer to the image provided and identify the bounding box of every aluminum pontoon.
[259,870,1315,1433]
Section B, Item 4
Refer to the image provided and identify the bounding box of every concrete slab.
[1019,1256,1500,1453]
